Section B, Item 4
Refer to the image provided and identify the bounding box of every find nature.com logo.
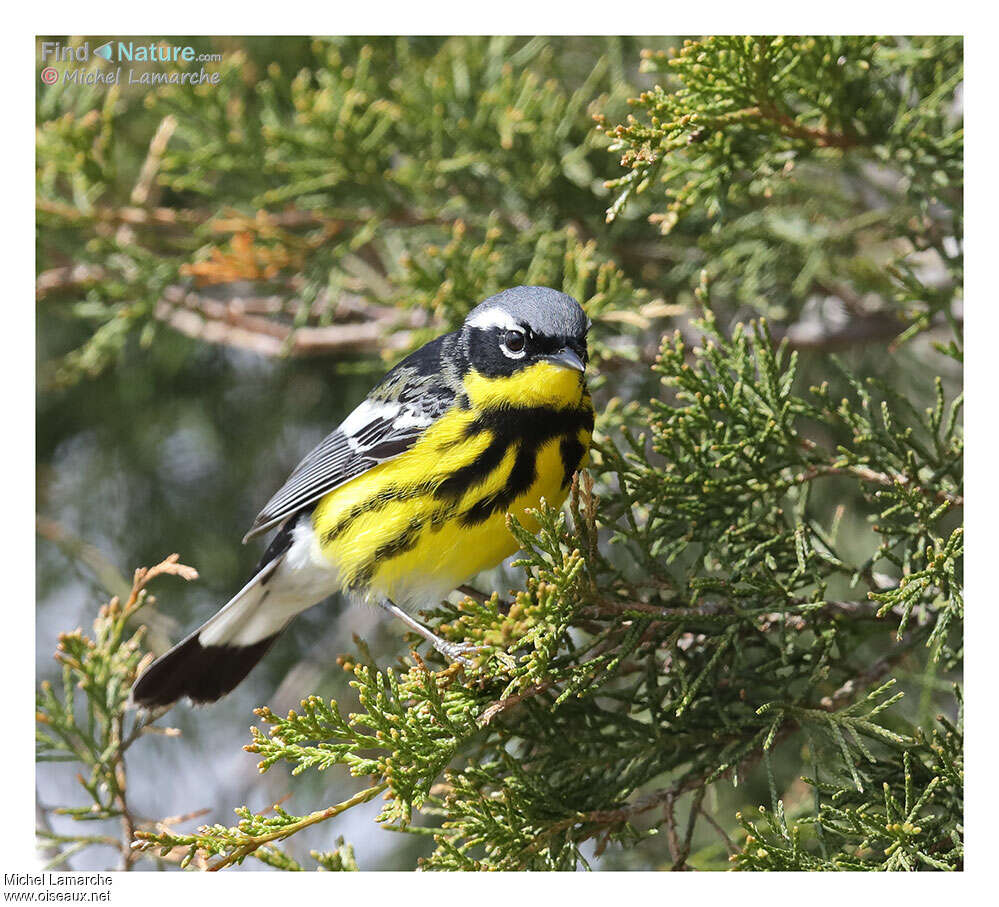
[39,40,223,87]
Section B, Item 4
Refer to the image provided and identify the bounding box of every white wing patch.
[393,408,436,430]
[340,400,402,438]
[341,400,433,453]
[243,398,437,541]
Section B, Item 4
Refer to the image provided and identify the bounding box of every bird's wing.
[243,336,459,542]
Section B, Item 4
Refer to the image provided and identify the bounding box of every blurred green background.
[36,36,672,870]
[36,35,961,870]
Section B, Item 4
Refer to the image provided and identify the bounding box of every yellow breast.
[311,362,593,609]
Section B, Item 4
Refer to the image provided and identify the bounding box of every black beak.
[544,347,586,373]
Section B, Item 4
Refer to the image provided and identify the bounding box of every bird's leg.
[377,598,480,666]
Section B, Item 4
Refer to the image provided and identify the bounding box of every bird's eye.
[500,329,527,358]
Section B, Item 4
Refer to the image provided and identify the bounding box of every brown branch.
[663,791,682,866]
[35,264,108,299]
[131,116,177,208]
[457,584,492,604]
[796,463,963,509]
[778,312,907,351]
[152,286,419,358]
[457,584,511,614]
[698,800,738,855]
[111,557,195,869]
[674,786,707,871]
[36,197,205,228]
[116,115,178,247]
[37,197,451,233]
[479,682,554,726]
[203,783,388,871]
[110,714,139,871]
[139,809,213,871]
[35,198,334,230]
[35,262,425,359]
[584,597,888,624]
[133,785,386,870]
[667,296,961,357]
[752,103,859,149]
[819,628,921,711]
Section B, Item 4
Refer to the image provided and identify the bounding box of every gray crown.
[464,286,588,339]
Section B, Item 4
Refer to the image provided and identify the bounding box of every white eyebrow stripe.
[466,307,521,331]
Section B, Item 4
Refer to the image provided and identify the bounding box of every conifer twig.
[202,783,388,871]
[795,464,963,509]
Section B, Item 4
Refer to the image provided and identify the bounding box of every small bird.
[131,286,593,707]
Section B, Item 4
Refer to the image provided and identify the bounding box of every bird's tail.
[131,563,289,708]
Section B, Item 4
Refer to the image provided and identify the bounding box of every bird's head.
[460,286,590,409]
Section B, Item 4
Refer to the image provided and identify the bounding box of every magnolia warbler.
[132,286,593,707]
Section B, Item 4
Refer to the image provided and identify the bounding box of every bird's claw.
[433,639,486,666]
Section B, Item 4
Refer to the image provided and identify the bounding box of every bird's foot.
[432,638,485,666]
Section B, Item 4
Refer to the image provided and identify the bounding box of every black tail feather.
[131,632,282,708]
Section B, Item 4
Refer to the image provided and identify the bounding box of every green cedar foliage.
[37,36,962,871]
[36,557,198,870]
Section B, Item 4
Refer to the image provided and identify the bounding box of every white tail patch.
[197,573,276,648]
[199,520,339,648]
